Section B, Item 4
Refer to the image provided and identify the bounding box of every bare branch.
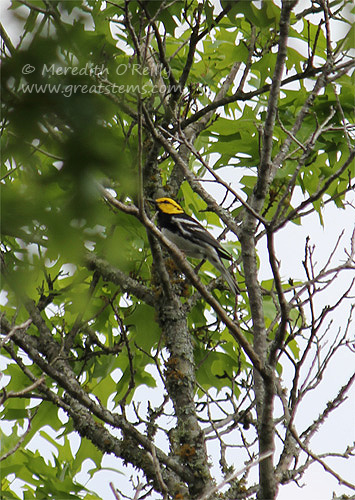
[276,149,355,231]
[197,450,274,500]
[148,443,169,499]
[272,106,337,225]
[0,22,15,55]
[0,319,32,349]
[140,1,179,90]
[289,424,355,490]
[267,230,289,364]
[0,410,36,462]
[109,482,121,500]
[332,84,353,152]
[178,5,201,91]
[0,376,45,405]
[255,0,298,201]
[302,366,355,444]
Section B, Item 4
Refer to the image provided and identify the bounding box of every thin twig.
[149,444,169,498]
[267,230,289,364]
[176,127,268,226]
[197,450,274,500]
[0,376,45,406]
[109,482,121,500]
[0,319,32,349]
[289,424,355,490]
[276,148,355,231]
[0,409,37,461]
[0,22,15,55]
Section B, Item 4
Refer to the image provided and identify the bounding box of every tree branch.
[267,230,289,365]
[84,254,155,306]
[255,0,297,202]
[0,313,194,486]
[276,148,355,231]
[289,424,355,490]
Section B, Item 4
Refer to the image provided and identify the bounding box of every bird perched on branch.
[149,197,239,294]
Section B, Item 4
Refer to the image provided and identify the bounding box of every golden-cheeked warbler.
[150,197,238,294]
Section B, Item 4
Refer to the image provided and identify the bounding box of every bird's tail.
[213,257,239,295]
[221,266,240,295]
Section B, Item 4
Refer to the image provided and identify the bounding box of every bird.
[149,197,238,294]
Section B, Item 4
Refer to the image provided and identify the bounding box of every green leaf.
[72,436,103,471]
[125,304,161,350]
[287,339,300,360]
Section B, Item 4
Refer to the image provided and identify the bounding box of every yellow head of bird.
[154,197,184,215]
